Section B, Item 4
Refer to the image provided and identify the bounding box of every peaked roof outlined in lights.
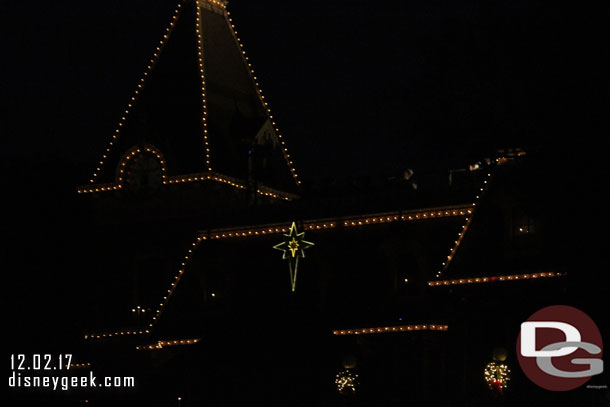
[77,0,301,199]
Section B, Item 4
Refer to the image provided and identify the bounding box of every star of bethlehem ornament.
[272,222,314,291]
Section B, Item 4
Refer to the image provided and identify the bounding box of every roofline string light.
[434,153,530,280]
[116,145,168,186]
[147,235,205,331]
[80,0,301,198]
[152,206,467,328]
[341,206,472,228]
[195,3,212,171]
[88,1,184,184]
[84,329,149,340]
[197,204,473,240]
[85,204,472,340]
[143,206,469,332]
[428,271,565,286]
[434,170,494,279]
[67,363,92,369]
[224,9,302,188]
[136,338,200,350]
[333,324,449,335]
[77,171,297,200]
[84,234,204,341]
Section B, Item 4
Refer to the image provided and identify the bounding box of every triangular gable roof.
[84,157,554,342]
[78,0,300,196]
[427,157,566,287]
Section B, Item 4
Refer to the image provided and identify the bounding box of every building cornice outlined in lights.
[136,338,200,351]
[77,170,299,201]
[428,271,565,287]
[83,204,472,341]
[333,324,449,336]
[83,154,530,342]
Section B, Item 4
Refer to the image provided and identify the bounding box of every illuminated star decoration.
[273,222,314,291]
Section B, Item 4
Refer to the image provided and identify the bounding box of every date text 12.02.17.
[10,354,73,371]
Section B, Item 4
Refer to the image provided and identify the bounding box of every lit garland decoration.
[333,324,448,335]
[88,2,183,184]
[335,369,359,396]
[484,362,511,391]
[273,222,314,291]
[427,271,564,286]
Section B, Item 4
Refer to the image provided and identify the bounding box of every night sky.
[5,0,608,351]
[5,0,606,177]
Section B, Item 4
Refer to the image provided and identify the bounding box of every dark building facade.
[36,1,605,406]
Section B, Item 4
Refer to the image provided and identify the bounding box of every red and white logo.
[517,305,603,391]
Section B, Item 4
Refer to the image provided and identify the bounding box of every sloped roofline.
[83,202,474,341]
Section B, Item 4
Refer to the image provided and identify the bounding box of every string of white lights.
[84,204,472,340]
[195,3,212,171]
[88,2,184,184]
[224,9,302,187]
[428,271,564,286]
[434,167,495,279]
[333,324,449,335]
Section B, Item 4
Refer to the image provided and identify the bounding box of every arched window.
[126,153,163,193]
[117,145,167,195]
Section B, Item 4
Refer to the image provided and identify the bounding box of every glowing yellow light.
[335,369,358,396]
[333,324,448,335]
[484,362,511,391]
[273,222,314,291]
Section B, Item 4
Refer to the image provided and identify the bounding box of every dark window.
[513,215,536,237]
